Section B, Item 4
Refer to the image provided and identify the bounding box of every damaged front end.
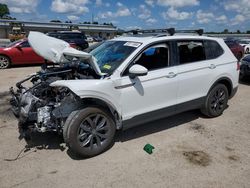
[9,31,106,139]
[9,65,91,139]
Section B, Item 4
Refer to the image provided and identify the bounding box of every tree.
[223,29,229,34]
[50,20,62,23]
[0,3,10,18]
[237,30,241,34]
[247,30,250,34]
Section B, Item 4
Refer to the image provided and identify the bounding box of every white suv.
[10,30,239,157]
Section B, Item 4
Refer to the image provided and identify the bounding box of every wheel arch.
[209,77,233,97]
[80,97,122,130]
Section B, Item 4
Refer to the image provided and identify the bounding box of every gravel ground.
[0,66,250,188]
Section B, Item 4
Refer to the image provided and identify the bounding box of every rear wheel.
[0,55,11,69]
[64,107,116,158]
[201,84,229,117]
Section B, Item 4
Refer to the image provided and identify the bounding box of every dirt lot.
[0,66,250,188]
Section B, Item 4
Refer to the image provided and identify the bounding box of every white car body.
[46,35,239,127]
[27,32,239,129]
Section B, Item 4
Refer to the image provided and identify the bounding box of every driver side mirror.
[129,64,148,79]
[15,45,22,50]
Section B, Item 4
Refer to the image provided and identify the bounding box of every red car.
[0,39,45,69]
[224,39,244,60]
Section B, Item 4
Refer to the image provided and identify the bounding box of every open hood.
[28,31,104,76]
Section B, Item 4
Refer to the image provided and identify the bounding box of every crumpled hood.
[28,31,104,76]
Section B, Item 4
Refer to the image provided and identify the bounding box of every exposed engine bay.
[9,31,106,139]
[10,61,101,137]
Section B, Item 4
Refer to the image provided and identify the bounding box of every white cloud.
[146,18,157,24]
[157,0,199,7]
[95,0,102,6]
[162,7,193,20]
[231,14,245,25]
[51,0,89,14]
[145,0,154,7]
[1,0,40,13]
[196,10,214,24]
[116,7,131,16]
[67,15,79,21]
[117,2,123,7]
[98,3,131,18]
[138,5,151,19]
[223,0,250,19]
[215,15,227,24]
[99,11,113,19]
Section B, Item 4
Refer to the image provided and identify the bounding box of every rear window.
[177,40,206,64]
[204,40,224,59]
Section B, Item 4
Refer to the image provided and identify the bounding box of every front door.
[114,43,179,127]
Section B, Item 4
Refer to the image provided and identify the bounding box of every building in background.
[0,19,117,40]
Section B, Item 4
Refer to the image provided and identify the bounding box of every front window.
[90,41,140,74]
[6,39,24,48]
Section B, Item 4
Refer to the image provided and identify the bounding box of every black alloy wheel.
[64,107,116,158]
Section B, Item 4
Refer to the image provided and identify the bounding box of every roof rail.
[125,28,204,36]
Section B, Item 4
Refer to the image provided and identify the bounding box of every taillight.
[237,61,240,71]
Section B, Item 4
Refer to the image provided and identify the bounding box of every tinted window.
[177,41,205,64]
[134,44,169,71]
[20,41,30,48]
[225,41,236,48]
[204,40,224,59]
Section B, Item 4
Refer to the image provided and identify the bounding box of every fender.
[50,79,122,117]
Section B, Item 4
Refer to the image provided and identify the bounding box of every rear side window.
[177,40,206,64]
[204,40,224,59]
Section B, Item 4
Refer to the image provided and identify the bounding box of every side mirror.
[129,64,148,79]
[15,45,22,50]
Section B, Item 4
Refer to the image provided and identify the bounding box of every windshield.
[6,39,23,48]
[90,41,140,74]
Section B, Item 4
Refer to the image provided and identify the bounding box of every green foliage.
[0,3,10,18]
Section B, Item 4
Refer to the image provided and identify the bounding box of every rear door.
[175,40,212,106]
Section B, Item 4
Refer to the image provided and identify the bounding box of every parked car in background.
[86,35,94,42]
[47,31,89,50]
[93,36,103,42]
[240,54,250,80]
[224,39,244,60]
[83,41,104,53]
[0,39,45,69]
[238,39,250,54]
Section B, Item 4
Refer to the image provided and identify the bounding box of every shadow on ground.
[116,110,200,142]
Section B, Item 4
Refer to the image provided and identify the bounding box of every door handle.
[209,64,216,69]
[166,72,177,78]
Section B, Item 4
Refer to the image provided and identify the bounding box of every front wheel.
[63,107,116,158]
[201,84,229,117]
[0,55,11,69]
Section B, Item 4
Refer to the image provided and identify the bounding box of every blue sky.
[1,0,249,32]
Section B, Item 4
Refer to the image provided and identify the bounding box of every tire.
[201,84,229,118]
[246,48,249,54]
[64,107,116,158]
[239,72,245,80]
[0,55,11,69]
